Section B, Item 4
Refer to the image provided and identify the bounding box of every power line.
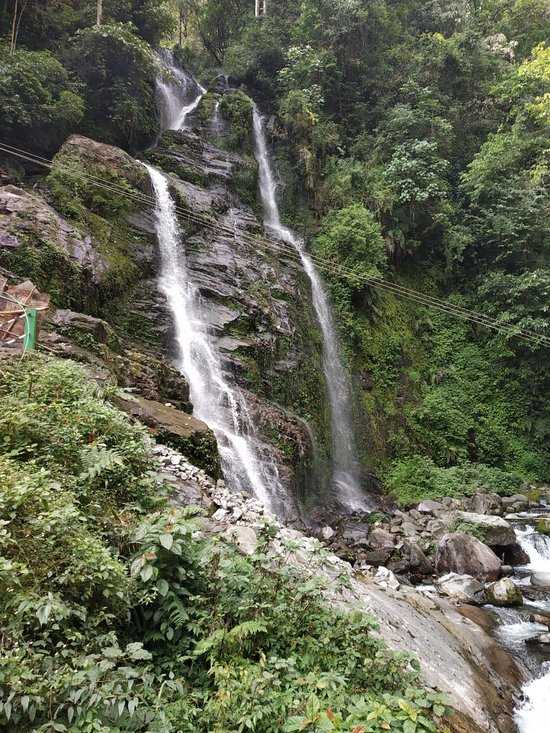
[1,140,548,349]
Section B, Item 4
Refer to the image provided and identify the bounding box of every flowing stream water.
[252,108,369,512]
[489,518,550,732]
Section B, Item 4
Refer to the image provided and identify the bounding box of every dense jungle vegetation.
[0,356,449,731]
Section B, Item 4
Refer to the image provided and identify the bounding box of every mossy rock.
[112,393,220,479]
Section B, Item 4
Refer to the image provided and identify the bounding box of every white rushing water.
[516,663,550,733]
[508,523,550,732]
[252,108,369,512]
[144,163,286,513]
[517,525,550,570]
[156,50,206,131]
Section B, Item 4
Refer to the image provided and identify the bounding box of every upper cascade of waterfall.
[156,49,206,132]
[252,107,370,513]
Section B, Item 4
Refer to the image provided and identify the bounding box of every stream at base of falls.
[488,512,550,732]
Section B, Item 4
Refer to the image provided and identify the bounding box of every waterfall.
[516,525,550,570]
[144,163,286,514]
[509,523,550,731]
[210,101,224,136]
[252,108,369,512]
[156,50,206,131]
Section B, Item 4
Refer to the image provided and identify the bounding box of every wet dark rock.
[435,532,502,581]
[389,541,432,580]
[362,548,394,566]
[494,543,530,566]
[341,522,370,547]
[526,632,550,646]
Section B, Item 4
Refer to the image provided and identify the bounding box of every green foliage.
[386,455,524,507]
[218,89,255,150]
[0,45,84,153]
[0,355,446,732]
[315,204,387,284]
[66,23,159,150]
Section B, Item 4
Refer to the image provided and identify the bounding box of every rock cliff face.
[0,127,333,511]
[147,128,331,509]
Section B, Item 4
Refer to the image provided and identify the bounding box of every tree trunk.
[96,0,102,26]
[9,0,18,54]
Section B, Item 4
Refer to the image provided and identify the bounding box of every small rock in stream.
[485,577,523,607]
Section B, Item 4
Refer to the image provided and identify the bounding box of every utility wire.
[1,140,548,348]
[1,140,544,345]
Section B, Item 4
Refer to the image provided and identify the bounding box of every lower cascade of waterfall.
[144,162,287,515]
[490,518,550,732]
[252,107,370,512]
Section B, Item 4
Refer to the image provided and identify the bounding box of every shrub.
[66,22,159,150]
[219,89,255,150]
[386,455,525,507]
[0,355,447,732]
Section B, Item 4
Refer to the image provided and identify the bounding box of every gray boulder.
[436,573,485,604]
[435,532,502,581]
[454,511,516,546]
[369,528,395,549]
[417,499,444,514]
[468,492,502,516]
[485,578,523,607]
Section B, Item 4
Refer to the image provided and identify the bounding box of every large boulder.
[485,578,523,607]
[417,499,444,515]
[112,393,219,478]
[454,511,516,546]
[53,135,149,192]
[369,528,395,549]
[467,492,502,516]
[0,185,107,304]
[435,532,502,581]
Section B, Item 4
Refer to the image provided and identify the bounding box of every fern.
[226,619,268,645]
[79,444,124,481]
